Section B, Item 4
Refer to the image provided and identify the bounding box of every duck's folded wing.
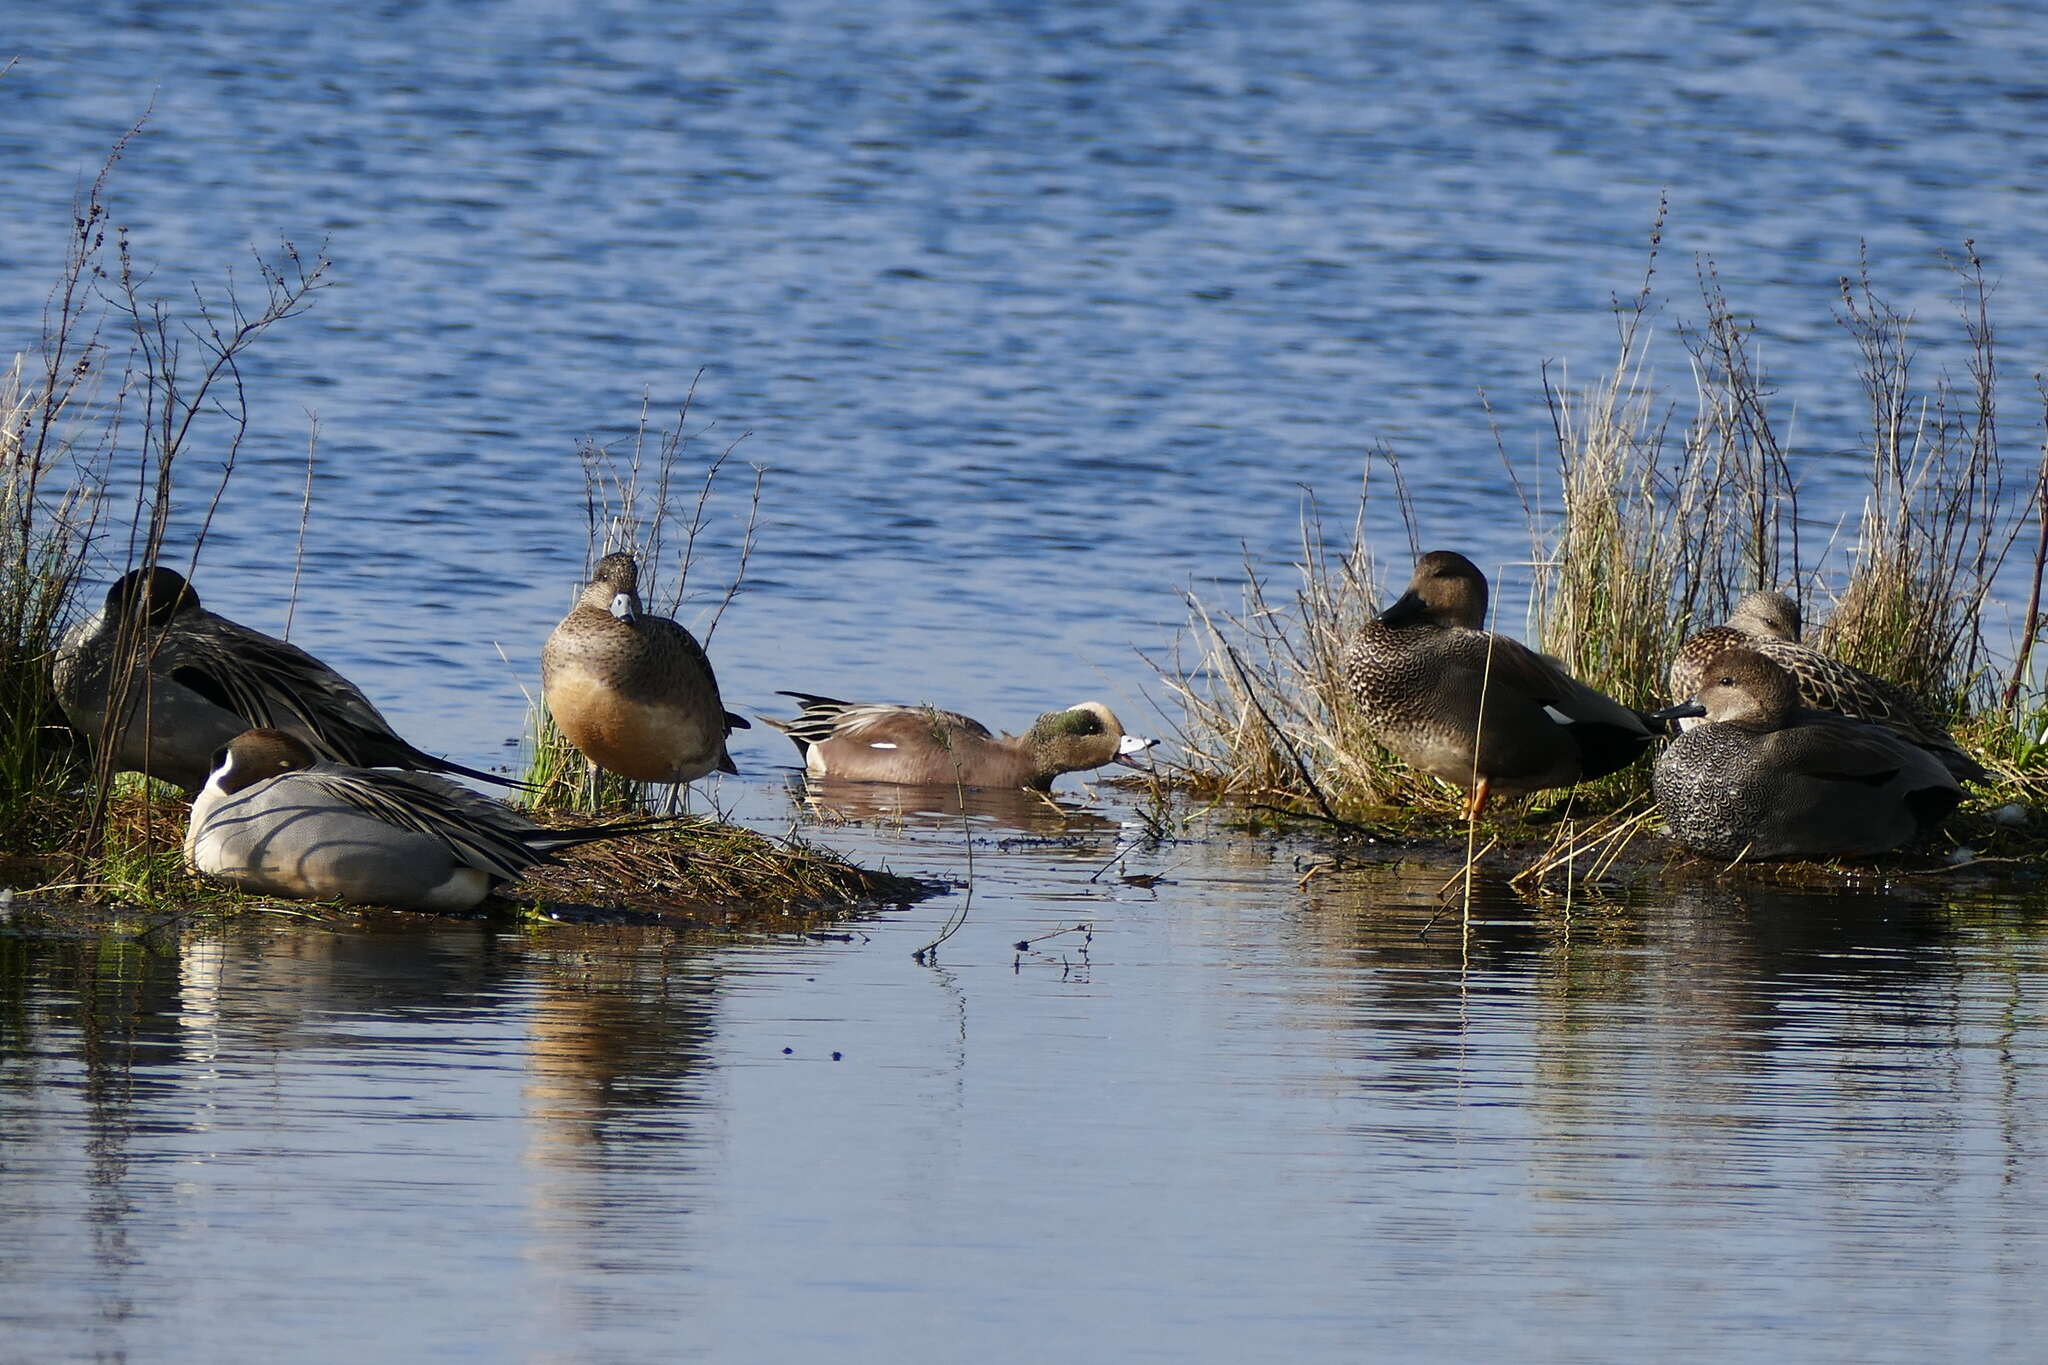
[645,618,750,733]
[295,768,542,881]
[775,694,994,746]
[1472,635,1651,735]
[1759,646,1986,783]
[1772,646,1927,726]
[830,703,993,746]
[1768,712,1958,789]
[163,620,401,752]
[645,617,719,687]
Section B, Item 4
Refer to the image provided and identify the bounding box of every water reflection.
[1297,865,2042,1147]
[1303,863,2019,1021]
[520,928,719,1157]
[787,771,1131,841]
[0,918,741,1354]
[6,831,2048,1356]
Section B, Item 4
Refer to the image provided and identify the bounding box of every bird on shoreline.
[541,552,747,784]
[54,565,518,793]
[1344,550,1656,817]
[1652,644,1962,860]
[760,693,1156,790]
[1667,589,1987,784]
[185,729,665,911]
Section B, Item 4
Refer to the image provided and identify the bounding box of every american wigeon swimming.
[1667,589,1986,783]
[761,693,1156,790]
[540,553,748,784]
[1343,550,1656,816]
[1651,644,1963,860]
[185,729,661,911]
[53,566,517,794]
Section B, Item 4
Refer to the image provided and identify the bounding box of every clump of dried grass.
[1530,238,1797,719]
[1145,471,1460,824]
[1158,223,2047,828]
[517,814,926,919]
[1816,247,2006,714]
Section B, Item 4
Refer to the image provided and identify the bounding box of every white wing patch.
[1542,705,1574,726]
[868,741,898,750]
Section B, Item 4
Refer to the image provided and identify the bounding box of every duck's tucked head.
[106,566,197,628]
[1727,590,1802,642]
[1378,550,1487,630]
[1657,645,1798,731]
[1028,701,1146,775]
[580,552,644,621]
[206,728,318,796]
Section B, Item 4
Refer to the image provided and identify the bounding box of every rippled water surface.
[10,815,2048,1360]
[9,0,2048,1358]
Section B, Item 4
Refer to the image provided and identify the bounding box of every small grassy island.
[1154,237,2048,886]
[0,144,922,935]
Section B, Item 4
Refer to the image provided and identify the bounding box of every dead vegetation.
[1155,217,2048,861]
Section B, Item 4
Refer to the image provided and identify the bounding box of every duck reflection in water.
[786,771,1128,839]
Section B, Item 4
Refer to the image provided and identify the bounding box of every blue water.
[7,1,2048,1358]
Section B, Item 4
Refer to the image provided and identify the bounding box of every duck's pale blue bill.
[1114,733,1159,768]
[609,592,637,622]
[1648,700,1707,722]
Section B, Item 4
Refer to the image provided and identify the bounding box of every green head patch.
[1037,707,1107,740]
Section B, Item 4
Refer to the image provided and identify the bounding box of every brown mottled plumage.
[540,553,747,783]
[761,693,1154,790]
[1667,589,1985,783]
[1652,645,1962,860]
[1342,550,1655,815]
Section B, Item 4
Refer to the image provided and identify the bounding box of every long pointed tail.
[424,753,533,791]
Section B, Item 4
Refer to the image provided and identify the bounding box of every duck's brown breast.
[545,669,722,782]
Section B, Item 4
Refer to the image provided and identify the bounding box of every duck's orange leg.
[1463,777,1492,821]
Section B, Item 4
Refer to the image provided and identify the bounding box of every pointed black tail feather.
[525,814,685,860]
[423,753,532,790]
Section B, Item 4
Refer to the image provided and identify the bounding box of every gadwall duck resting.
[185,729,662,911]
[1651,644,1962,860]
[1343,550,1655,816]
[761,693,1156,790]
[54,566,517,793]
[540,553,748,784]
[1667,589,1986,783]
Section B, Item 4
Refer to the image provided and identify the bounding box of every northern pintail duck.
[1343,550,1656,816]
[761,693,1157,790]
[185,729,661,911]
[54,566,516,793]
[1651,644,1962,860]
[1667,589,1986,783]
[540,553,748,783]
